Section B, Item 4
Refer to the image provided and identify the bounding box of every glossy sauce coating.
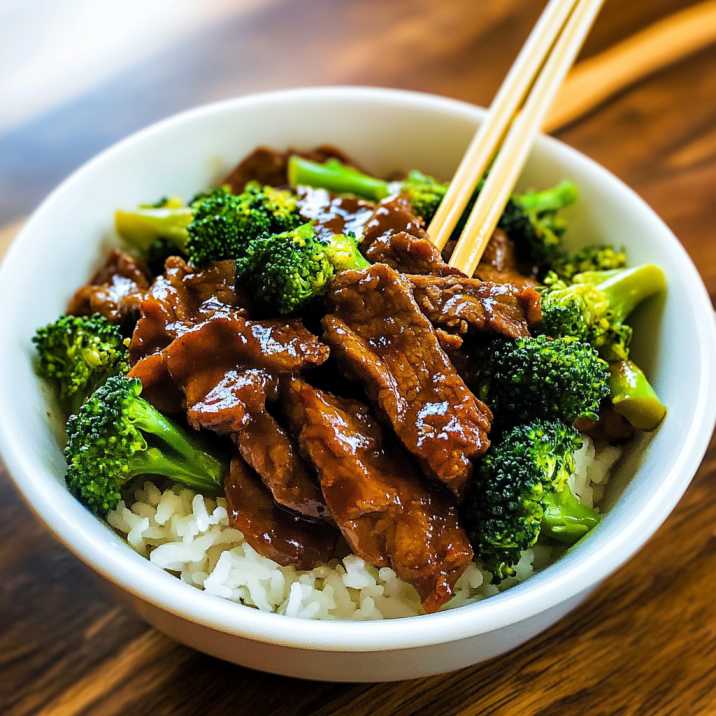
[323,264,492,497]
[283,378,473,612]
[68,249,150,324]
[224,456,337,570]
[409,274,542,338]
[235,411,330,522]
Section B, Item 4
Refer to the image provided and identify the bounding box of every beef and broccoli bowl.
[32,143,668,620]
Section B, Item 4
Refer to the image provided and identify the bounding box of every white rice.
[107,436,621,620]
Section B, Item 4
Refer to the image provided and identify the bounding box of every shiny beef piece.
[129,258,246,361]
[361,195,426,247]
[223,145,361,193]
[128,351,184,414]
[409,274,542,338]
[323,264,492,497]
[476,229,539,289]
[234,412,329,522]
[159,315,328,432]
[480,228,518,272]
[476,264,539,290]
[365,231,463,277]
[68,249,150,324]
[151,314,331,521]
[185,368,278,433]
[224,456,338,570]
[443,229,539,289]
[297,187,375,242]
[576,404,636,444]
[283,378,473,612]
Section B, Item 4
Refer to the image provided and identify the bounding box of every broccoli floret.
[236,223,369,315]
[551,243,627,281]
[499,181,578,270]
[115,183,301,267]
[540,264,667,361]
[33,314,129,413]
[477,335,610,424]
[462,419,599,581]
[288,155,446,222]
[399,169,447,222]
[65,376,225,515]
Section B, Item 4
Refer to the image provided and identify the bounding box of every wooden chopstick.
[427,0,580,251]
[448,0,604,277]
[545,0,716,131]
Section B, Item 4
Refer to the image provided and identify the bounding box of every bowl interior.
[0,88,713,650]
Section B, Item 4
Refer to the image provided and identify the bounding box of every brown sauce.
[224,457,338,570]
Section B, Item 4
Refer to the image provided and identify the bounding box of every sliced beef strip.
[408,274,542,338]
[185,367,278,433]
[475,264,539,290]
[361,196,426,248]
[476,229,540,288]
[224,456,338,570]
[322,264,492,497]
[442,228,539,289]
[129,257,247,361]
[479,228,518,272]
[435,328,464,352]
[223,145,361,193]
[365,231,463,277]
[68,249,150,324]
[576,404,636,444]
[160,314,328,431]
[128,351,184,414]
[234,411,329,522]
[283,378,473,612]
[145,314,331,521]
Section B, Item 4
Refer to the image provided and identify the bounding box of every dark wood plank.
[1,1,714,714]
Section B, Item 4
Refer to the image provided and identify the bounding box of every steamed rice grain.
[107,436,620,620]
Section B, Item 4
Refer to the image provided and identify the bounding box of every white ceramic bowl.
[1,88,714,682]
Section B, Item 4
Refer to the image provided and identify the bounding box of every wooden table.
[2,1,715,713]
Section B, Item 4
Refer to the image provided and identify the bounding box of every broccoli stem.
[541,486,601,544]
[288,156,390,201]
[127,448,223,492]
[126,397,225,488]
[578,264,667,322]
[513,180,578,214]
[115,207,193,253]
[609,360,667,430]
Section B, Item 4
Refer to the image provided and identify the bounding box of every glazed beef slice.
[408,274,542,338]
[283,378,473,612]
[322,263,492,496]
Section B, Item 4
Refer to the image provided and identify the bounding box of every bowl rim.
[1,86,715,652]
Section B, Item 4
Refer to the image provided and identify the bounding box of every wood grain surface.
[2,1,715,714]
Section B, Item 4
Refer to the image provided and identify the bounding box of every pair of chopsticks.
[430,0,604,277]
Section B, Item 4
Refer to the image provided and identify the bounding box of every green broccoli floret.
[499,181,578,270]
[33,314,129,414]
[462,419,599,581]
[115,183,301,267]
[65,376,225,515]
[477,335,610,425]
[399,169,447,221]
[288,155,446,222]
[551,243,627,281]
[540,264,667,361]
[236,222,369,315]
